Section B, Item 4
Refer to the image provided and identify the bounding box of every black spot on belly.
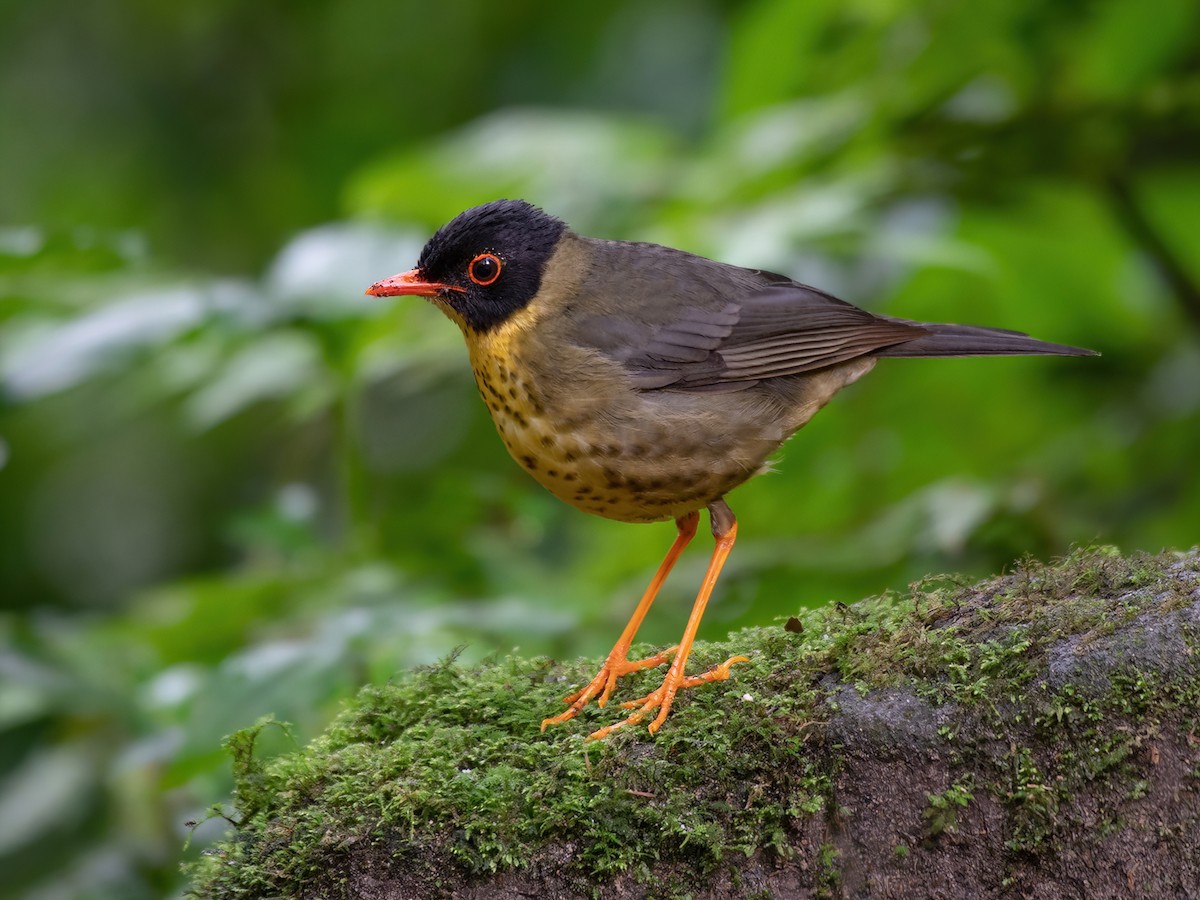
[520,455,538,471]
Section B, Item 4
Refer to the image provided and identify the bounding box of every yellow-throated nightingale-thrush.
[367,200,1096,740]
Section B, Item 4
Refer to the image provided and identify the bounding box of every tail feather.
[875,321,1098,359]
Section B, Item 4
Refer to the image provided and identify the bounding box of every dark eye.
[468,253,502,286]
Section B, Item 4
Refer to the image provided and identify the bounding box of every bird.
[366,199,1096,740]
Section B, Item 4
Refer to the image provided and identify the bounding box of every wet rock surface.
[190,550,1200,899]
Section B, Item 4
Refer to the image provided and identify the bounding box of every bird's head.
[366,199,567,332]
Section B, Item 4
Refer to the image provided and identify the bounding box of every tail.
[874,321,1098,359]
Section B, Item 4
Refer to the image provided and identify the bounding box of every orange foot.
[542,511,701,734]
[540,645,678,731]
[586,653,749,741]
[540,503,746,740]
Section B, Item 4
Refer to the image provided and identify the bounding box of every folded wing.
[581,273,1095,393]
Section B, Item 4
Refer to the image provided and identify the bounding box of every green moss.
[186,546,1199,897]
[816,842,841,896]
[924,779,974,837]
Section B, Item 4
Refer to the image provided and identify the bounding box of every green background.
[1,1,1197,896]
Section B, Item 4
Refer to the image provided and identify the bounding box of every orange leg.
[588,499,749,741]
[540,511,700,732]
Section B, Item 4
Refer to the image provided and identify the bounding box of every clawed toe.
[540,645,679,732]
[587,653,750,740]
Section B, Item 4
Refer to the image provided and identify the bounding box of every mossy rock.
[187,547,1200,898]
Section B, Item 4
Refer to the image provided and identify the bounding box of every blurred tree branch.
[1106,173,1200,334]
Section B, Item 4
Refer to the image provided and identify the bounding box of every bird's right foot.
[540,645,678,731]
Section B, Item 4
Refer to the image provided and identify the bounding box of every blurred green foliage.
[0,1,1198,897]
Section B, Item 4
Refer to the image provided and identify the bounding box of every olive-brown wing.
[584,282,928,392]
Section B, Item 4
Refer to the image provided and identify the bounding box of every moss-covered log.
[188,548,1200,898]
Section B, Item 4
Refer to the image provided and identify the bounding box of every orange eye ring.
[468,252,503,286]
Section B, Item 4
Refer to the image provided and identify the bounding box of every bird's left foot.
[586,653,749,741]
[540,645,679,732]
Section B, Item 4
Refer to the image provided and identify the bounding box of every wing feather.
[562,239,1093,391]
[612,284,924,390]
